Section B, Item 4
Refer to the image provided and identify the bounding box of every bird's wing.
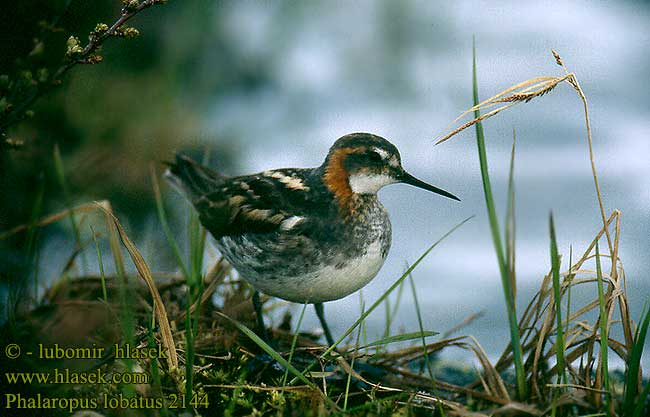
[193,169,317,238]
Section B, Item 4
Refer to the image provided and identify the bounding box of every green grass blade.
[213,310,339,410]
[26,175,45,301]
[505,130,517,299]
[566,246,573,337]
[595,242,610,413]
[344,393,411,413]
[184,295,194,409]
[549,213,566,384]
[148,313,168,417]
[360,291,368,347]
[383,295,391,340]
[90,225,107,302]
[624,301,650,412]
[632,380,650,417]
[53,144,85,271]
[25,175,44,255]
[151,168,189,280]
[472,38,526,400]
[188,209,205,286]
[353,331,438,351]
[185,209,206,408]
[384,277,407,339]
[282,302,308,386]
[344,299,365,411]
[409,272,435,381]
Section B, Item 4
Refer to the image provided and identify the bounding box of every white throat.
[349,173,397,194]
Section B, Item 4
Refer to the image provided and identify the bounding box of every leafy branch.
[0,0,167,146]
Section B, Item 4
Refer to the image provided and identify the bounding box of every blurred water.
[198,1,650,367]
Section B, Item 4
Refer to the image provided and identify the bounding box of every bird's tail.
[164,154,225,201]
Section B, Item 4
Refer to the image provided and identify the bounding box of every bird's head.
[322,132,460,203]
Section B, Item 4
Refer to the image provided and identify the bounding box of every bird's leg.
[314,302,336,346]
[252,290,270,343]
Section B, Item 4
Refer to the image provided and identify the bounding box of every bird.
[165,132,459,346]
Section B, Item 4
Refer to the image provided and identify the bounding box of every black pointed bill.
[399,171,460,201]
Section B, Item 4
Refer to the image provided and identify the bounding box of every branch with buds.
[0,0,167,148]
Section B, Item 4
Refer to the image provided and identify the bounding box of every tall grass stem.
[90,225,107,302]
[549,213,566,384]
[471,38,526,399]
[595,243,610,414]
[53,144,86,272]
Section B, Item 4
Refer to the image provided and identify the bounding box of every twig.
[0,0,166,135]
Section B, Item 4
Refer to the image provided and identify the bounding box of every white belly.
[246,238,387,303]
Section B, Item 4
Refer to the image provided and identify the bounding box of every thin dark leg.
[252,290,270,343]
[314,302,335,346]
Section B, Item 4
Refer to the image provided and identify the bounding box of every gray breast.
[215,196,392,303]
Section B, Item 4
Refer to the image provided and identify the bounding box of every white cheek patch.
[349,173,397,194]
[388,155,399,167]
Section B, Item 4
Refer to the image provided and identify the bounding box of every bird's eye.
[368,151,383,163]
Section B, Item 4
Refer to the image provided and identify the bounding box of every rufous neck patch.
[323,147,354,208]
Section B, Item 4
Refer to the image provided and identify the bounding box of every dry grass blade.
[204,384,313,392]
[337,355,402,394]
[530,269,557,394]
[611,213,633,349]
[435,102,517,146]
[407,392,468,417]
[100,201,128,288]
[441,311,485,339]
[177,258,230,322]
[392,333,513,402]
[99,203,178,370]
[467,335,510,401]
[0,201,108,240]
[395,365,511,406]
[546,383,609,394]
[387,335,468,365]
[434,74,571,145]
[490,403,542,416]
